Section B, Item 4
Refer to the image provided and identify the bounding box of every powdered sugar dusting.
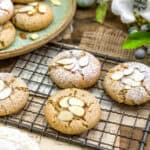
[49,50,101,88]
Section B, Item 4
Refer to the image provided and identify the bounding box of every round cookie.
[45,88,101,135]
[12,0,36,4]
[48,50,101,88]
[0,22,16,50]
[12,2,53,32]
[103,62,150,105]
[0,73,29,116]
[0,0,14,25]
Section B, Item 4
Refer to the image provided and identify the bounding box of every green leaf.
[122,31,150,49]
[96,0,107,24]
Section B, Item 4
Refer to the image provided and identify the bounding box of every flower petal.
[140,0,150,22]
[111,0,136,23]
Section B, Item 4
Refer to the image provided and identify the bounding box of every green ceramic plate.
[0,0,76,60]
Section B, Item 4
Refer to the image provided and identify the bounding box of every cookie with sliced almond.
[45,88,101,135]
[103,62,150,105]
[48,50,101,89]
[0,73,29,116]
[12,2,53,32]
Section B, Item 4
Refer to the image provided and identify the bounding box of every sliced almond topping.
[0,87,12,100]
[29,2,38,6]
[130,70,145,82]
[29,34,39,40]
[18,6,34,13]
[69,106,85,117]
[56,58,74,65]
[79,56,89,67]
[64,63,75,70]
[38,4,47,14]
[50,0,61,6]
[123,68,134,76]
[0,80,5,92]
[124,85,131,90]
[58,111,73,121]
[59,97,69,108]
[131,81,141,87]
[71,64,79,72]
[111,71,124,81]
[28,8,36,15]
[69,97,84,107]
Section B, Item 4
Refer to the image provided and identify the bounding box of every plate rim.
[0,0,76,60]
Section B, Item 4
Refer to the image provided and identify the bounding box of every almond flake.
[0,80,5,92]
[111,71,124,81]
[71,64,79,72]
[124,85,131,90]
[123,68,134,76]
[0,87,12,100]
[130,70,145,81]
[69,106,85,117]
[56,58,74,65]
[38,4,47,14]
[27,8,36,15]
[18,6,34,13]
[64,63,75,70]
[58,111,73,121]
[79,56,89,67]
[69,97,84,107]
[29,2,38,6]
[50,0,61,6]
[29,34,39,40]
[121,78,135,86]
[59,97,69,108]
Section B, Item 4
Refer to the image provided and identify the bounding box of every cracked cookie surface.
[48,50,101,88]
[103,62,150,105]
[0,0,14,25]
[45,88,101,135]
[0,73,29,116]
[12,2,53,32]
[0,22,16,49]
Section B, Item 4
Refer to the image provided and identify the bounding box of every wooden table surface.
[0,6,149,150]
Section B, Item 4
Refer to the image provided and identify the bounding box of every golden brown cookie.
[12,0,36,3]
[0,73,29,116]
[0,0,14,25]
[48,50,101,88]
[45,88,101,135]
[0,22,16,50]
[103,62,150,105]
[12,2,53,32]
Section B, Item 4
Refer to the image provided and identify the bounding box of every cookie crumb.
[29,33,39,40]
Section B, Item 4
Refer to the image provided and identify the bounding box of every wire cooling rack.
[0,42,149,150]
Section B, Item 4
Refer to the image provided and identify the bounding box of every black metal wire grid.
[0,42,149,150]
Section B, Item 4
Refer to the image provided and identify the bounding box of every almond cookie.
[45,88,101,135]
[103,62,150,105]
[0,22,16,49]
[0,0,14,25]
[12,2,53,32]
[48,50,101,88]
[12,0,36,4]
[0,73,29,116]
[0,127,39,150]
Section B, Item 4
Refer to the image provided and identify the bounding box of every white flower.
[111,0,150,24]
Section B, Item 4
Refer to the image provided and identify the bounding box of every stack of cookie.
[0,0,53,49]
